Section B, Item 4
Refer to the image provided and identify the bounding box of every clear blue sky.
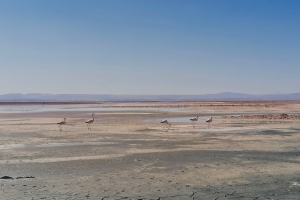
[0,0,299,95]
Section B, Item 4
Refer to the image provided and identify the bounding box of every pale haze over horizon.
[0,0,299,95]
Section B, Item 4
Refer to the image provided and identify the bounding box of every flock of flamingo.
[57,113,212,131]
[161,116,213,130]
[57,113,94,131]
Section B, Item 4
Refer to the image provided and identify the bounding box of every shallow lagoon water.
[0,104,187,113]
[147,116,222,123]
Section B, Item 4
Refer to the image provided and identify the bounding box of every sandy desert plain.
[1,101,300,200]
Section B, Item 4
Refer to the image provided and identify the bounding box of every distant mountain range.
[1,92,300,102]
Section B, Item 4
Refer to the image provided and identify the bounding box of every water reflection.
[147,116,221,123]
[0,104,187,113]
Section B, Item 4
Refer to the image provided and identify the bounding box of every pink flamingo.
[206,117,213,128]
[161,119,171,130]
[190,116,199,128]
[86,114,95,130]
[57,118,66,131]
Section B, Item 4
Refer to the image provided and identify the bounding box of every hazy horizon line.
[0,92,295,96]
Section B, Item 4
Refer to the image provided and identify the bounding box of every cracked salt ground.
[1,101,300,199]
[2,178,300,200]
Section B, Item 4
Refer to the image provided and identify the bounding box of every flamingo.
[190,116,199,128]
[57,118,66,131]
[161,119,171,130]
[86,114,95,130]
[206,117,213,128]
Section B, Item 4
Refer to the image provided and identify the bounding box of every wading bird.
[206,117,213,128]
[86,114,95,130]
[161,119,171,130]
[57,118,66,131]
[190,116,199,128]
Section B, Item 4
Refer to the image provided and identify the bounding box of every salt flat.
[1,101,300,199]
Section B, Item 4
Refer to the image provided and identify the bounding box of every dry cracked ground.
[1,101,300,199]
